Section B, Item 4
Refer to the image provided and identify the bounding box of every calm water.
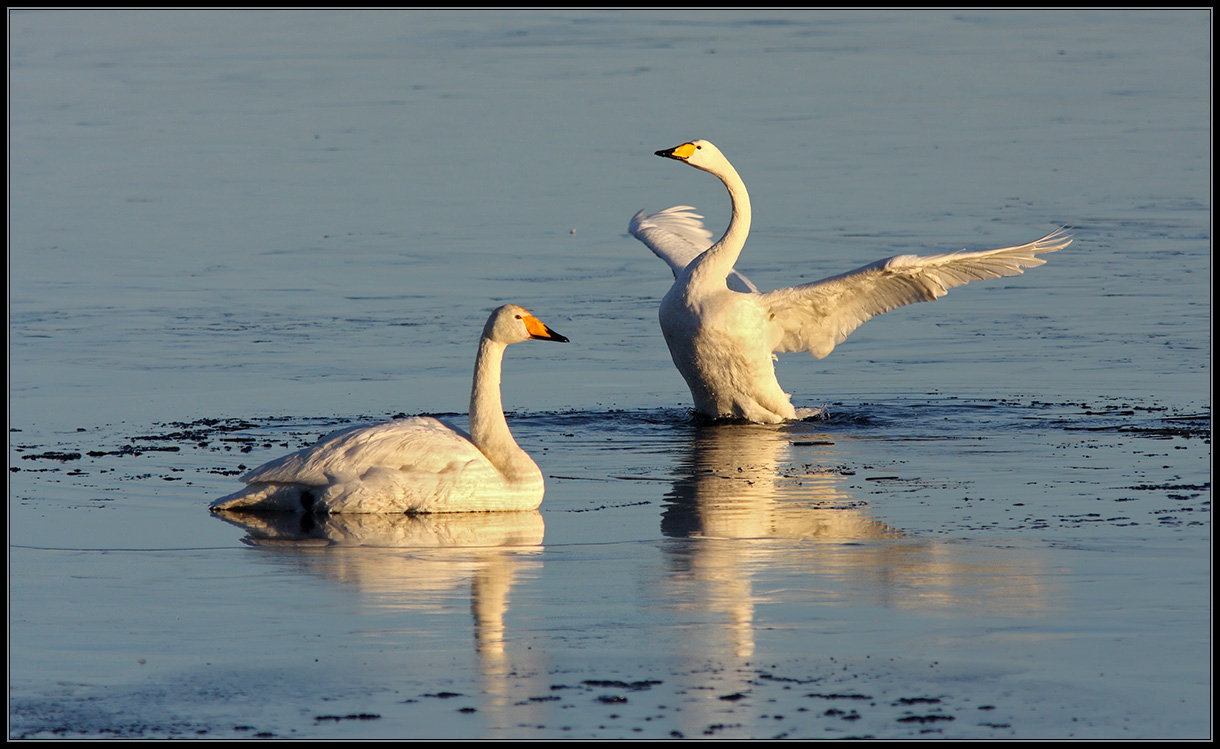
[9,9,1211,740]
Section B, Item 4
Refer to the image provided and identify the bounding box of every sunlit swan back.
[631,139,1071,424]
[210,304,568,514]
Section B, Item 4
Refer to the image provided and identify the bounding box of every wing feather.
[241,417,482,487]
[630,206,758,293]
[762,228,1072,359]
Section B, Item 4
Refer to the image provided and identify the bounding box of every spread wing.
[761,228,1072,359]
[629,206,759,293]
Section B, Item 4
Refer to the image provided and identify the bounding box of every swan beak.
[655,142,697,161]
[523,315,569,343]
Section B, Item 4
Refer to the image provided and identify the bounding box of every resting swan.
[631,139,1071,424]
[210,304,568,514]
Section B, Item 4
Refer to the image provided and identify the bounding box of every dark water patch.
[1129,482,1209,492]
[8,696,213,740]
[896,713,955,724]
[816,396,1210,446]
[86,445,180,457]
[521,407,699,437]
[19,451,82,462]
[122,418,268,446]
[581,678,663,692]
[1063,419,1210,440]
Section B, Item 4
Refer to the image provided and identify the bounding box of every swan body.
[210,304,568,514]
[631,139,1071,424]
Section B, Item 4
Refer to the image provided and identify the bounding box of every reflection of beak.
[655,142,696,161]
[524,315,569,343]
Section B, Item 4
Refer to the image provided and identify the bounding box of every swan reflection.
[212,509,546,711]
[662,421,897,542]
[659,421,1057,664]
[662,421,891,660]
[213,508,545,550]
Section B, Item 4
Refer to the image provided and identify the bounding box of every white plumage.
[629,205,758,293]
[631,139,1071,424]
[210,304,568,514]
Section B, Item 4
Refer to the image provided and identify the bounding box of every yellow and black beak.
[655,142,697,161]
[523,315,569,343]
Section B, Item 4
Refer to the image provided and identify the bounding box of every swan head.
[655,139,729,174]
[485,304,569,345]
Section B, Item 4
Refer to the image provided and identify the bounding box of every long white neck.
[469,336,534,479]
[688,158,751,288]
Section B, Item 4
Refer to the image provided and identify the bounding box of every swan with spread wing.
[630,139,1071,424]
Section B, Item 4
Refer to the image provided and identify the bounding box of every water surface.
[9,9,1210,740]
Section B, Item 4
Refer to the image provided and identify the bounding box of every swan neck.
[721,161,752,251]
[469,336,528,471]
[695,160,752,282]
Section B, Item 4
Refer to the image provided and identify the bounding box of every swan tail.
[210,483,315,513]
